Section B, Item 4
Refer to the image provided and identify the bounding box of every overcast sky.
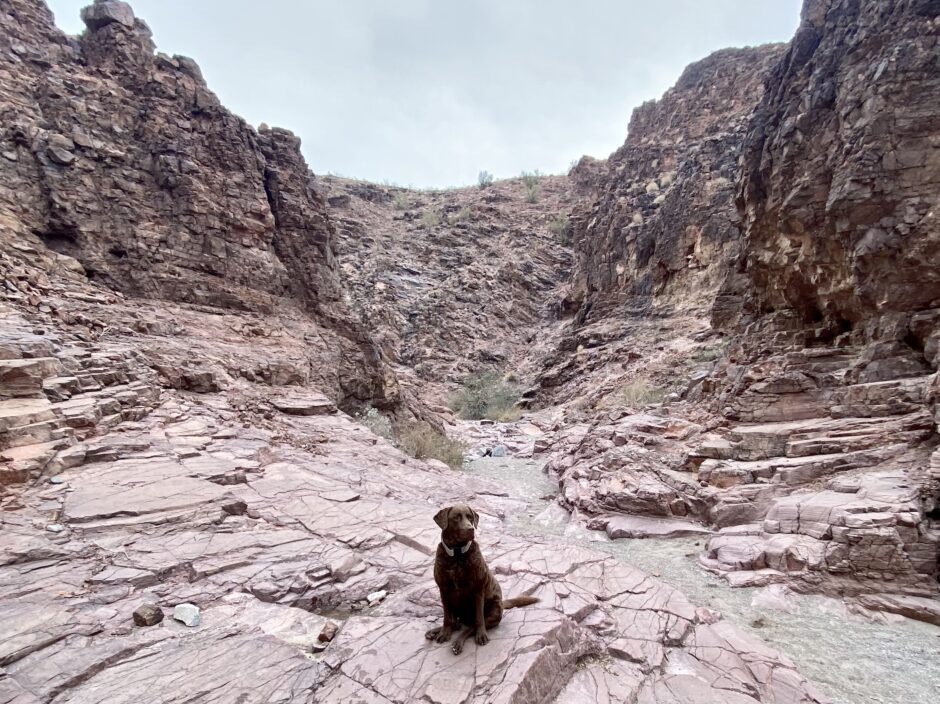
[46,1,801,188]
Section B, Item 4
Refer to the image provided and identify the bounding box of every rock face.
[726,0,940,334]
[538,0,940,618]
[0,0,395,410]
[324,175,574,392]
[533,46,785,404]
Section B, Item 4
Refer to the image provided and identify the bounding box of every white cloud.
[45,0,802,187]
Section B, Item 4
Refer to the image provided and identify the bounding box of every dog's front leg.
[425,597,456,643]
[474,591,489,646]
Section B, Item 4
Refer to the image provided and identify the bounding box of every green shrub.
[358,406,394,441]
[449,371,521,421]
[398,422,466,469]
[478,170,494,189]
[392,192,409,211]
[549,214,570,244]
[450,206,472,225]
[420,209,442,229]
[520,170,541,188]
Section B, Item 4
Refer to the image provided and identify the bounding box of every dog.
[425,504,539,654]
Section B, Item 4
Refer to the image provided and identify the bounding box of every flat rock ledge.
[0,393,826,704]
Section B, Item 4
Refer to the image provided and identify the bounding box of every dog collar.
[441,540,473,557]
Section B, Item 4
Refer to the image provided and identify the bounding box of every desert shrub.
[449,371,521,421]
[398,422,466,469]
[420,209,442,229]
[549,214,570,244]
[520,170,541,188]
[357,406,394,441]
[478,170,494,189]
[524,181,540,203]
[450,206,472,225]
[616,382,666,407]
[392,192,409,211]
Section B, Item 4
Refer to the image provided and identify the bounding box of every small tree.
[478,170,494,189]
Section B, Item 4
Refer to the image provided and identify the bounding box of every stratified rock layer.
[0,0,394,410]
[534,46,784,405]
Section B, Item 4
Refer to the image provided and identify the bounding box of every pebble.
[45,524,66,533]
[172,603,201,627]
[366,590,387,605]
[318,622,339,643]
[49,476,66,485]
[133,603,164,627]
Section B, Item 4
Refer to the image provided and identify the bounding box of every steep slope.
[323,174,574,397]
[701,0,940,597]
[535,0,940,619]
[0,0,395,410]
[533,45,785,406]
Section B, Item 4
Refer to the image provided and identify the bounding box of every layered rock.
[533,45,785,404]
[700,0,940,600]
[323,175,574,394]
[538,0,940,617]
[726,0,940,334]
[0,0,395,409]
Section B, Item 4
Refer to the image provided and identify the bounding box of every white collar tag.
[442,540,472,557]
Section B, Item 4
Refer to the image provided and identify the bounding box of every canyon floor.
[2,0,939,702]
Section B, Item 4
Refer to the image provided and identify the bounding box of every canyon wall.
[570,45,785,325]
[727,0,940,339]
[0,0,395,409]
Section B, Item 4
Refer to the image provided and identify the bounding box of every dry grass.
[616,382,666,407]
[420,209,442,229]
[398,422,466,469]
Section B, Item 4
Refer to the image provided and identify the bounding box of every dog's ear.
[469,507,480,528]
[433,507,451,529]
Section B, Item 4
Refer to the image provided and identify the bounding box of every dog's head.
[433,504,479,544]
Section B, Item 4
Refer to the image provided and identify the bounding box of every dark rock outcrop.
[0,0,396,409]
[726,0,940,336]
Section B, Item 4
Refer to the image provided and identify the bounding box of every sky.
[46,1,802,188]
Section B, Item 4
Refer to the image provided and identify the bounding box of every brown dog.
[425,504,539,654]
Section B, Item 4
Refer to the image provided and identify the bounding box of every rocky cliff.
[533,45,785,406]
[537,0,940,615]
[0,0,395,410]
[321,174,574,402]
[728,0,940,336]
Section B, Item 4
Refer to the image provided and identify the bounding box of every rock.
[45,523,66,533]
[172,603,201,627]
[271,394,337,416]
[133,603,164,627]
[605,515,711,539]
[366,590,387,605]
[80,1,136,31]
[490,444,507,458]
[317,622,338,643]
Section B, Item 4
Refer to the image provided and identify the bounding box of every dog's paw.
[451,641,463,655]
[434,630,453,644]
[475,630,489,646]
[425,627,442,641]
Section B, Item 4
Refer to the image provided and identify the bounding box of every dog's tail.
[502,596,540,610]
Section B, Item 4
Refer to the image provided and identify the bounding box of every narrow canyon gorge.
[1,1,938,703]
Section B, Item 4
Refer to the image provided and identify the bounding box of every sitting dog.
[425,504,539,654]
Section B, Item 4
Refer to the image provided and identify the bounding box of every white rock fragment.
[172,603,201,627]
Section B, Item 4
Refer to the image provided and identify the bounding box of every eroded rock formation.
[323,175,574,394]
[533,45,785,404]
[0,0,394,410]
[538,0,940,620]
